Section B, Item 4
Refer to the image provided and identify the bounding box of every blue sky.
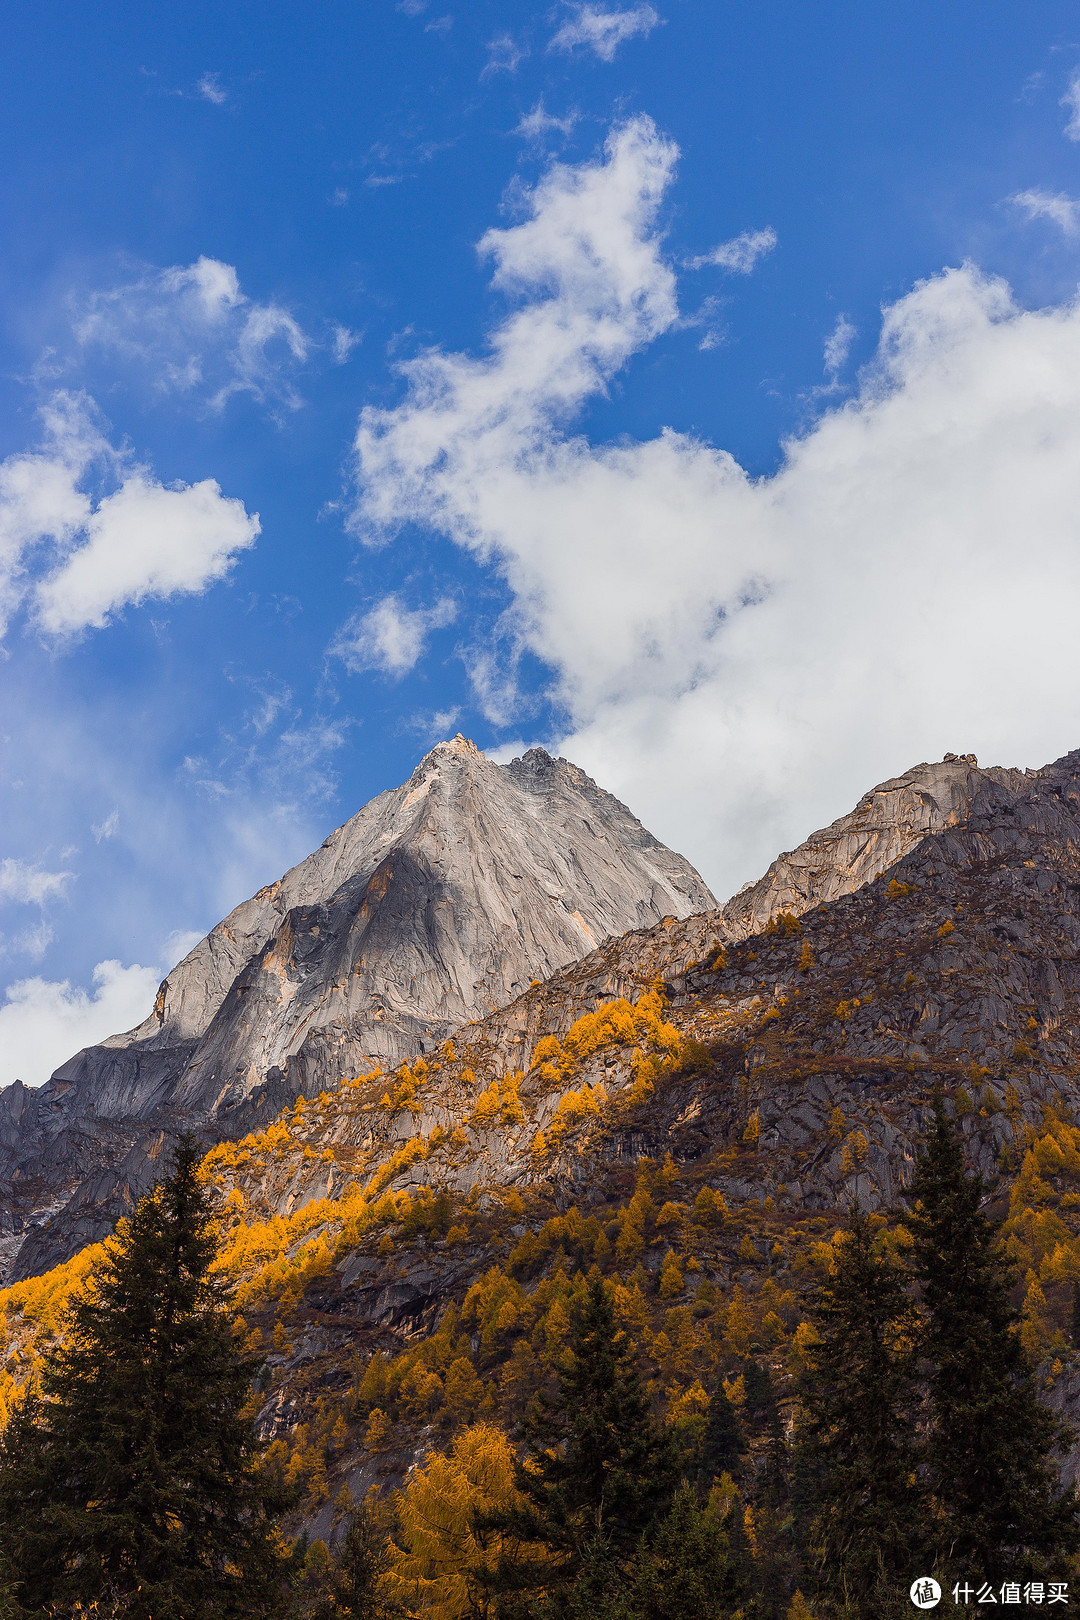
[4,0,1080,1083]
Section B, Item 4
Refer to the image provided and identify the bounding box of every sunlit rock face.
[0,736,715,1278]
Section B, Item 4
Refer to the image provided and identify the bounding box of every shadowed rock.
[0,736,714,1278]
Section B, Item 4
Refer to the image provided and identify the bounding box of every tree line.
[0,1099,1076,1618]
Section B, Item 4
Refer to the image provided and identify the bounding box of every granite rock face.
[0,737,714,1278]
[188,747,1080,1519]
[719,752,1028,938]
[0,744,1034,1282]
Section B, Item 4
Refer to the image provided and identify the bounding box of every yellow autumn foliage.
[387,1424,535,1617]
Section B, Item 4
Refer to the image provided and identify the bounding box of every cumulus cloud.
[330,595,457,677]
[550,4,660,60]
[1062,69,1080,141]
[688,226,777,274]
[0,392,259,640]
[73,256,309,412]
[0,959,161,1087]
[352,115,1080,899]
[0,857,72,906]
[1010,188,1080,236]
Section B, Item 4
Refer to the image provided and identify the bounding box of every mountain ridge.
[0,736,714,1280]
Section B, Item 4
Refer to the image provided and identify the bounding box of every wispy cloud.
[824,313,856,374]
[0,857,73,906]
[72,256,310,414]
[688,226,777,274]
[483,34,526,77]
[515,100,579,142]
[1010,187,1080,236]
[196,72,227,105]
[549,4,660,62]
[92,808,119,842]
[331,325,362,364]
[330,595,457,678]
[1062,68,1080,140]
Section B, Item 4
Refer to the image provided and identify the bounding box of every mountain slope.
[7,747,1080,1545]
[0,737,714,1280]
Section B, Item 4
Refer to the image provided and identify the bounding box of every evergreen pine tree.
[478,1276,678,1615]
[742,1358,778,1432]
[0,1136,290,1619]
[693,1378,745,1484]
[905,1096,1080,1578]
[799,1204,921,1605]
[334,1494,402,1618]
[616,1484,752,1620]
[1070,1281,1080,1350]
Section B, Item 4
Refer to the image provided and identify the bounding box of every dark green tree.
[799,1204,921,1607]
[479,1276,678,1616]
[595,1484,752,1620]
[905,1096,1080,1578]
[333,1494,403,1619]
[1071,1280,1080,1350]
[742,1358,778,1433]
[692,1378,745,1484]
[0,1136,290,1619]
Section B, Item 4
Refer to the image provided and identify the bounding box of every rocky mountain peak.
[0,739,714,1278]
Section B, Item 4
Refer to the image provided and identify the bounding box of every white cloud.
[196,72,227,105]
[0,392,259,641]
[1062,69,1080,140]
[688,226,777,274]
[13,920,54,962]
[550,4,660,60]
[0,857,73,906]
[483,34,526,77]
[0,959,161,1088]
[1010,188,1080,236]
[92,808,119,842]
[823,313,856,374]
[330,595,457,677]
[73,256,309,412]
[516,100,579,142]
[332,324,362,364]
[162,927,204,967]
[352,114,1080,899]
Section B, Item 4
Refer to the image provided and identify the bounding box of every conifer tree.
[479,1276,678,1615]
[799,1205,921,1606]
[597,1484,752,1620]
[0,1136,290,1619]
[693,1378,745,1483]
[742,1358,778,1433]
[905,1096,1080,1578]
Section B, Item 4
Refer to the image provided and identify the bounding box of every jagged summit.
[0,737,714,1277]
[0,743,1043,1282]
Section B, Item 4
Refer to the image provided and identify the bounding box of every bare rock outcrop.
[0,737,714,1278]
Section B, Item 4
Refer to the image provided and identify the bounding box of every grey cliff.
[0,736,714,1278]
